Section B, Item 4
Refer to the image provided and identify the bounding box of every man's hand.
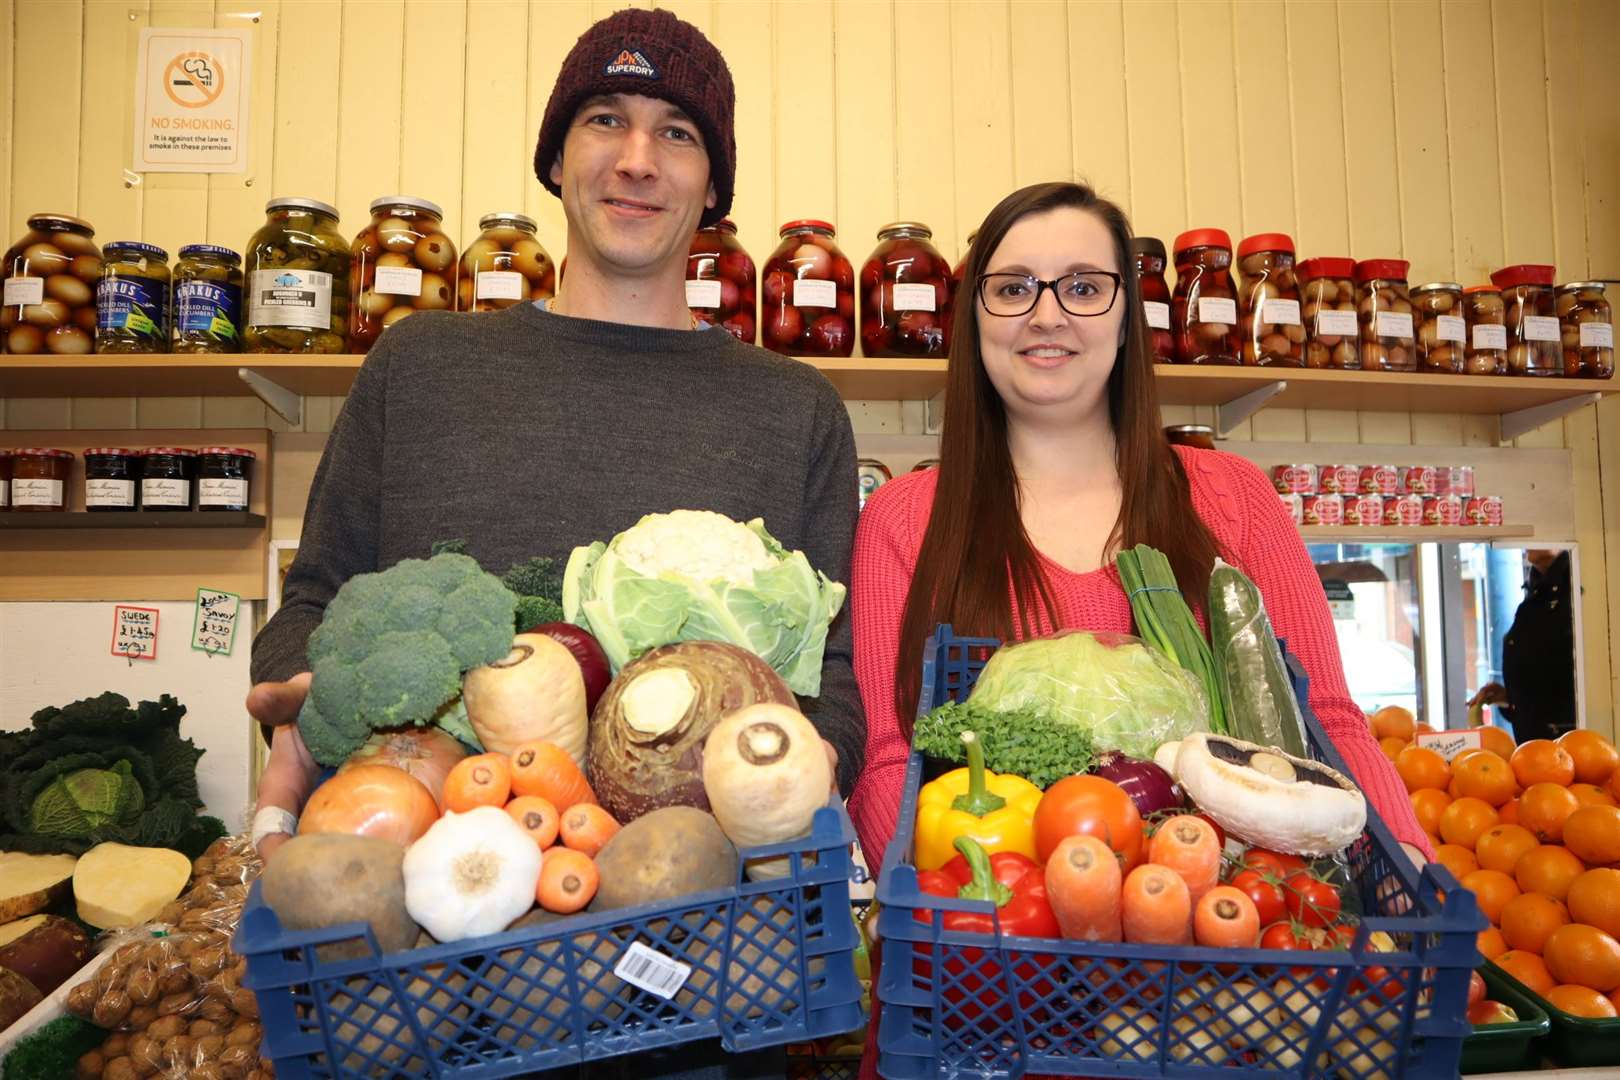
[249,674,318,861]
[1468,683,1509,709]
[248,672,314,728]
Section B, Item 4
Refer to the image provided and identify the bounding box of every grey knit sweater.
[251,301,865,794]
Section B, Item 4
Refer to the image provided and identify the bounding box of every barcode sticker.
[614,941,691,1000]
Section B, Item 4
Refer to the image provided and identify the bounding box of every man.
[1468,549,1577,741]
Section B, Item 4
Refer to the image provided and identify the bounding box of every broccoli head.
[298,553,518,765]
[431,541,566,633]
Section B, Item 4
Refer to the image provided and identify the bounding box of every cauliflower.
[612,509,777,586]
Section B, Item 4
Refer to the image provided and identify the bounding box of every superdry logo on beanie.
[604,49,659,79]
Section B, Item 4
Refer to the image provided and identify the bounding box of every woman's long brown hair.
[894,181,1223,735]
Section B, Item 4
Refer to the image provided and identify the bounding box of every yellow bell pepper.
[914,730,1041,871]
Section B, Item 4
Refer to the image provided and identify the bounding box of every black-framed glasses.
[977,271,1123,318]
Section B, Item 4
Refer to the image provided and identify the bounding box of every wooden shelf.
[0,354,361,398]
[1299,524,1535,544]
[0,511,265,529]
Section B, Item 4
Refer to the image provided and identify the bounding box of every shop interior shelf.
[0,511,265,529]
[1299,524,1534,544]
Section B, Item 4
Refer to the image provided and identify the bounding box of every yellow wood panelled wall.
[2,0,1619,727]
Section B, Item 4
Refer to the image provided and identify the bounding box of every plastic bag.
[964,630,1208,760]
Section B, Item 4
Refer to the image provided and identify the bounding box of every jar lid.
[370,195,444,217]
[26,213,93,233]
[82,447,140,457]
[178,244,241,263]
[141,446,197,456]
[266,197,339,218]
[12,447,74,458]
[197,446,257,458]
[1298,256,1356,282]
[1130,236,1166,261]
[1165,424,1215,435]
[1172,228,1232,255]
[1557,281,1608,293]
[1411,281,1462,294]
[1489,263,1555,288]
[103,241,168,261]
[1237,232,1295,258]
[779,219,836,237]
[713,218,738,234]
[877,221,933,239]
[478,212,537,231]
[1354,258,1410,283]
[1463,284,1501,295]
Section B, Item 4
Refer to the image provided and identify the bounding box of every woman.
[847,181,1431,876]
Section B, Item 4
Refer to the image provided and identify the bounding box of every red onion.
[1089,750,1184,817]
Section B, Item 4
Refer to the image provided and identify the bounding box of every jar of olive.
[1556,282,1613,379]
[2,213,101,355]
[1410,282,1465,374]
[243,198,351,353]
[96,242,170,353]
[1489,263,1561,376]
[1463,285,1508,375]
[350,196,457,350]
[172,245,243,353]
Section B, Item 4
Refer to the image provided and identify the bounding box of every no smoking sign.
[134,28,251,173]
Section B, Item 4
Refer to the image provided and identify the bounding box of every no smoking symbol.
[164,51,225,108]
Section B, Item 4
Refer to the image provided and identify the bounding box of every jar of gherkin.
[172,245,242,353]
[96,242,171,353]
[243,198,351,353]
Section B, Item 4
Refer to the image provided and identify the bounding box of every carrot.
[1147,815,1221,905]
[506,795,560,849]
[443,752,512,812]
[559,803,621,858]
[1044,834,1122,942]
[510,740,596,810]
[1193,885,1261,949]
[537,848,600,914]
[1121,864,1193,945]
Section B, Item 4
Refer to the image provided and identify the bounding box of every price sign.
[192,588,240,655]
[1414,728,1484,762]
[112,606,161,660]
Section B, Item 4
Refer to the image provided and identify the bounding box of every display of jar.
[1489,264,1561,376]
[197,447,255,511]
[95,242,170,353]
[686,218,755,343]
[0,450,10,510]
[243,198,351,353]
[349,196,456,349]
[1410,282,1465,375]
[1236,233,1303,367]
[1131,237,1173,363]
[459,213,554,312]
[172,245,243,353]
[2,213,101,355]
[859,222,952,359]
[10,448,72,512]
[1170,228,1239,365]
[1163,424,1216,450]
[140,447,196,511]
[1298,257,1359,369]
[83,448,140,512]
[761,220,854,357]
[1462,285,1508,375]
[857,458,892,511]
[1556,282,1613,379]
[951,231,977,289]
[1353,259,1416,372]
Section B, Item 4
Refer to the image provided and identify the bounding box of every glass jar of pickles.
[350,196,456,350]
[1131,237,1173,363]
[2,213,100,355]
[1411,282,1465,374]
[173,245,243,353]
[860,222,951,359]
[686,218,755,343]
[1171,228,1239,365]
[1556,282,1613,379]
[1354,259,1416,372]
[761,220,854,357]
[96,242,170,353]
[1236,233,1303,367]
[243,198,351,353]
[459,213,554,312]
[1298,257,1359,369]
[1490,264,1561,376]
[1463,285,1508,375]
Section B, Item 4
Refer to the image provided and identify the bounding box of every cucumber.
[1208,559,1308,758]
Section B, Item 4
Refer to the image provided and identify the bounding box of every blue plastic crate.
[874,625,1485,1079]
[236,802,865,1077]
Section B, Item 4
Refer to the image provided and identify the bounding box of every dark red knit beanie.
[535,8,736,228]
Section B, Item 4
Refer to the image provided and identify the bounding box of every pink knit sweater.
[846,444,1431,870]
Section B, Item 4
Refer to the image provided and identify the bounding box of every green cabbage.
[966,631,1208,760]
[30,762,145,835]
[562,510,846,696]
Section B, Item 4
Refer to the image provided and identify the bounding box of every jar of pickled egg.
[761,220,854,357]
[1410,282,1465,374]
[1236,233,1303,367]
[686,218,755,343]
[952,231,977,291]
[1171,228,1239,365]
[2,213,101,355]
[96,242,171,354]
[1489,264,1561,376]
[348,197,455,350]
[1554,282,1612,379]
[1353,259,1417,372]
[1131,237,1173,363]
[173,245,243,353]
[1462,286,1508,375]
[1298,257,1359,369]
[860,222,951,359]
[244,198,351,354]
[459,213,555,312]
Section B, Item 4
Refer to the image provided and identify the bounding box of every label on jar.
[374,265,424,297]
[1143,300,1170,329]
[199,477,248,508]
[475,270,524,301]
[1473,323,1508,351]
[1375,311,1414,339]
[793,279,838,309]
[142,478,191,508]
[892,283,937,312]
[1523,315,1561,342]
[86,478,135,508]
[1316,309,1359,336]
[96,275,168,339]
[11,478,63,508]
[1197,297,1237,325]
[3,276,44,306]
[1261,299,1301,325]
[1582,322,1614,348]
[685,279,722,309]
[249,269,333,329]
[0,482,7,508]
[175,280,241,340]
[1436,315,1466,343]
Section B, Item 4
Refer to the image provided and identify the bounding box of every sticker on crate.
[614,940,693,999]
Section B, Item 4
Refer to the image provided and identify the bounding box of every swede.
[701,703,829,880]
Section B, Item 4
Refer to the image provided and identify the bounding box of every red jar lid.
[1354,258,1410,283]
[779,219,835,237]
[1489,263,1555,288]
[12,447,73,459]
[1237,232,1295,258]
[83,447,140,457]
[142,446,197,456]
[1298,257,1357,282]
[197,447,257,458]
[1172,228,1232,255]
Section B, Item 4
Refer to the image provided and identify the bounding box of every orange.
[1475,824,1540,875]
[1371,705,1416,741]
[1436,843,1480,882]
[1397,745,1452,793]
[1440,797,1500,849]
[1499,798,1522,826]
[1572,783,1618,808]
[1567,869,1620,939]
[1512,739,1577,788]
[1545,984,1619,1018]
[1609,766,1620,803]
[1410,788,1453,836]
[1472,725,1517,761]
[1415,723,1438,735]
[1494,949,1556,994]
[1454,752,1517,807]
[1447,777,1464,800]
[1379,736,1407,761]
[1516,845,1587,900]
[1543,924,1620,992]
[1520,783,1581,843]
[1500,892,1570,953]
[1478,926,1509,961]
[1610,987,1620,1014]
[1461,869,1521,924]
[1565,805,1620,866]
[1558,730,1620,786]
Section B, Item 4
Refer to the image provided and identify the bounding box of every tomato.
[1327,923,1405,1002]
[1033,775,1145,870]
[1192,811,1226,849]
[1243,848,1308,878]
[1261,922,1317,952]
[1230,869,1288,927]
[1468,970,1487,1008]
[1284,872,1343,929]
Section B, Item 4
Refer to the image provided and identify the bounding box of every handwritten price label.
[192,587,240,656]
[1414,728,1484,762]
[112,606,160,660]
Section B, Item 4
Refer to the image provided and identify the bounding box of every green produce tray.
[1486,960,1620,1068]
[1460,966,1550,1074]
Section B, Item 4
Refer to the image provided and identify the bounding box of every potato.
[259,833,420,961]
[589,806,739,913]
[0,964,43,1030]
